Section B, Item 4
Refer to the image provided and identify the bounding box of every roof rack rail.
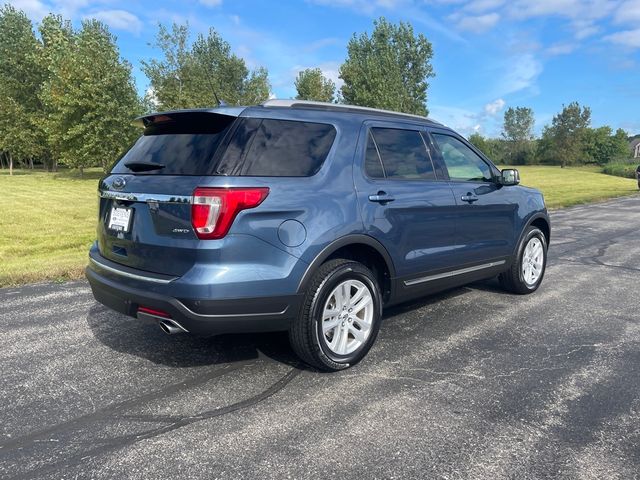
[261,99,441,125]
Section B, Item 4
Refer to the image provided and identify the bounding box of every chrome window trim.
[89,257,177,284]
[404,260,506,286]
[99,191,192,204]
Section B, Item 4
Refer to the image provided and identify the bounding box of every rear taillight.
[191,187,269,239]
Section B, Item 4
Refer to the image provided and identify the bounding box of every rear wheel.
[500,226,547,294]
[289,259,382,371]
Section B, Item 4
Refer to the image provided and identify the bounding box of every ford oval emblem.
[112,176,126,191]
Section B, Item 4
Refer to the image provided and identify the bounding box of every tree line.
[469,103,631,167]
[0,4,633,174]
[0,7,436,175]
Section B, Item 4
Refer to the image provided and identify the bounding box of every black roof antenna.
[212,90,227,107]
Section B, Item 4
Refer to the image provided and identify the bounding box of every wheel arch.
[297,235,396,302]
[514,213,551,258]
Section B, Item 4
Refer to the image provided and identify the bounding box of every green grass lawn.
[504,165,638,209]
[0,168,102,286]
[0,165,638,286]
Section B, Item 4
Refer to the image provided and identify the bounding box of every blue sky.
[9,0,640,137]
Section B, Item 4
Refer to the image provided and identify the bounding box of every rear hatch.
[97,110,239,277]
[96,109,337,277]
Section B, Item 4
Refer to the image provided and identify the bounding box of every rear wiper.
[124,161,166,172]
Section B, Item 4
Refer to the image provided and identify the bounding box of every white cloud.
[463,0,505,13]
[507,0,616,21]
[86,10,143,35]
[613,0,640,24]
[199,0,223,6]
[6,0,49,19]
[573,22,601,39]
[307,0,406,13]
[498,53,543,95]
[506,0,615,38]
[604,28,640,48]
[484,98,505,115]
[546,42,577,55]
[429,104,481,136]
[454,12,500,33]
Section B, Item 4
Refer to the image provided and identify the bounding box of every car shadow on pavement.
[86,304,301,369]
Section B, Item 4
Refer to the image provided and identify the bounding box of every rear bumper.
[85,265,303,336]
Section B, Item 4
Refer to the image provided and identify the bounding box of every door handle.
[368,191,395,203]
[461,193,479,204]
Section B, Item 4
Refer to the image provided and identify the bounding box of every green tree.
[502,107,535,165]
[40,18,142,175]
[542,102,591,167]
[0,5,47,175]
[583,127,631,165]
[295,68,336,102]
[339,17,435,116]
[468,133,506,164]
[142,23,270,110]
[38,14,75,172]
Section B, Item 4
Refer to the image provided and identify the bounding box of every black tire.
[500,226,547,294]
[289,258,382,371]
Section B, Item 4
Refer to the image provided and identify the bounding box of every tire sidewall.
[309,263,382,367]
[517,227,547,292]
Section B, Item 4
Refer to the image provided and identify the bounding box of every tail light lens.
[191,187,269,239]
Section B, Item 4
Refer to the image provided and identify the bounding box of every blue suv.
[86,99,550,371]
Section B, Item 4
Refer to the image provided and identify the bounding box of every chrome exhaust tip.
[158,319,187,335]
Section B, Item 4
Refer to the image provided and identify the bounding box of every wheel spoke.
[336,326,349,354]
[349,325,366,343]
[322,317,341,333]
[349,285,367,308]
[329,325,343,351]
[352,295,372,315]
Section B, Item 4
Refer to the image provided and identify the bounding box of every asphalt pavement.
[1,195,639,479]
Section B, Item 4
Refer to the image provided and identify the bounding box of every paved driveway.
[1,195,639,479]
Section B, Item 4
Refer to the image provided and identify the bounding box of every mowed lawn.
[507,165,638,208]
[0,165,638,286]
[0,169,100,286]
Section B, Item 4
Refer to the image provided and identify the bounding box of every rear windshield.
[110,112,236,175]
[111,114,336,177]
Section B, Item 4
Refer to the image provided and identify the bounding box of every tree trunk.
[29,157,34,169]
[9,152,13,176]
[79,166,84,178]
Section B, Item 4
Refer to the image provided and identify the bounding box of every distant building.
[633,137,640,158]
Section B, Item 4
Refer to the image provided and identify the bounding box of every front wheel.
[500,226,548,294]
[289,259,382,371]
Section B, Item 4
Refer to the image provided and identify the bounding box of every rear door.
[427,130,518,265]
[354,122,458,280]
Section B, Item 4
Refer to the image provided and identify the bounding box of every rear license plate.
[108,207,132,232]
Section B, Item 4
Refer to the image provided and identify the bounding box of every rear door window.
[218,118,336,177]
[367,127,436,180]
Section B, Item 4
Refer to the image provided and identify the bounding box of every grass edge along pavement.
[0,166,637,287]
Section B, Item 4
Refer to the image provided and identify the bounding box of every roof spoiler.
[133,107,247,127]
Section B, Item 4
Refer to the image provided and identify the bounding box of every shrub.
[602,161,638,179]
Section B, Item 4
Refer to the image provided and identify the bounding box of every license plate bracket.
[108,206,133,232]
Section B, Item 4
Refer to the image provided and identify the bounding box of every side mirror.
[500,168,520,186]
